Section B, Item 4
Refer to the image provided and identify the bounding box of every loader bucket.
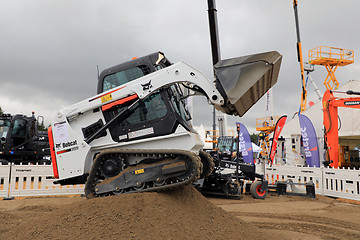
[214,51,282,116]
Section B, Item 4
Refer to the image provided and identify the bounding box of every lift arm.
[293,0,307,113]
[61,51,282,122]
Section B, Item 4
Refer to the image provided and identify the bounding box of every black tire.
[250,181,267,199]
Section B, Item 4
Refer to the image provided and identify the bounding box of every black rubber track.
[84,149,202,199]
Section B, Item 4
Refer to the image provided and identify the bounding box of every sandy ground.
[0,187,359,240]
[209,194,360,240]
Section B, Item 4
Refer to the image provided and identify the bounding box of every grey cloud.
[0,0,359,132]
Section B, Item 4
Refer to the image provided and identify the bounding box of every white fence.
[264,165,360,201]
[0,164,11,198]
[322,167,360,200]
[1,163,359,201]
[0,163,84,199]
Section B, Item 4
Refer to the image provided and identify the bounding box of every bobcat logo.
[55,143,61,149]
[141,80,152,91]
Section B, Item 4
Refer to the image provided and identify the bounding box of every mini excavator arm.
[323,90,360,168]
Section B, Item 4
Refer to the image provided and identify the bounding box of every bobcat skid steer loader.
[48,51,281,198]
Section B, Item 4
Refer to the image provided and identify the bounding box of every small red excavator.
[323,89,360,168]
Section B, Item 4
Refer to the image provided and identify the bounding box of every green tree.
[0,106,3,115]
[250,133,259,143]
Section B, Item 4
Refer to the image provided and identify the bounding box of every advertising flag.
[298,114,320,167]
[237,122,254,164]
[270,115,287,164]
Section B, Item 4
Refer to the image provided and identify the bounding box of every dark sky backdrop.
[1,0,359,133]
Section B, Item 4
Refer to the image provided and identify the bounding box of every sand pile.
[0,186,262,240]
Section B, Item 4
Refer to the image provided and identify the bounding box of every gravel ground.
[0,186,359,240]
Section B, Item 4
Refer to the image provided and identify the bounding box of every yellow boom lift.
[308,46,354,90]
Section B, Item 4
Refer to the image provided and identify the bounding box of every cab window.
[0,120,10,139]
[168,85,191,122]
[12,119,27,137]
[103,65,151,92]
[107,92,167,127]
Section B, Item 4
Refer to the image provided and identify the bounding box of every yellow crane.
[292,0,307,113]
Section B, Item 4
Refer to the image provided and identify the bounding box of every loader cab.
[0,114,50,162]
[0,114,33,159]
[97,51,172,94]
[10,116,28,147]
[97,52,195,143]
[216,136,237,165]
[101,82,194,143]
[0,115,22,147]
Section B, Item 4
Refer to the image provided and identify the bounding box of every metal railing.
[308,46,354,66]
[255,116,280,131]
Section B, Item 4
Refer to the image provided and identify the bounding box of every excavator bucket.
[214,51,282,116]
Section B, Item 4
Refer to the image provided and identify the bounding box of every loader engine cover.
[214,51,282,116]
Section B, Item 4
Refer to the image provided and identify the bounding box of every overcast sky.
[1,0,359,134]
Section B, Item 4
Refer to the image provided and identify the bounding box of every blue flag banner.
[298,114,320,167]
[237,122,254,164]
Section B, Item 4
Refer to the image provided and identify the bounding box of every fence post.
[3,163,14,200]
[320,167,324,196]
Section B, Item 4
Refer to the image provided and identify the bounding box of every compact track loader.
[48,51,282,198]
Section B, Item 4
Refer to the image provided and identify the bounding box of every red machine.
[322,89,360,168]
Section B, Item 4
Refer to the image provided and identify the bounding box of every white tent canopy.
[251,143,262,153]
